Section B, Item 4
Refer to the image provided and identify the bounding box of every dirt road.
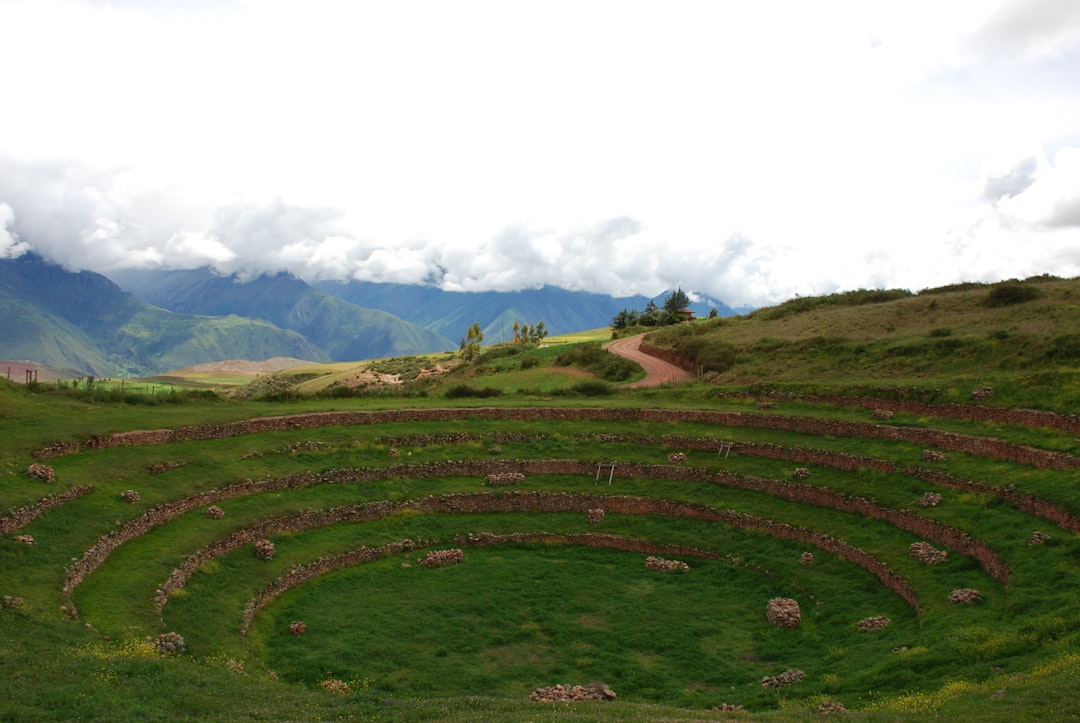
[605,334,694,388]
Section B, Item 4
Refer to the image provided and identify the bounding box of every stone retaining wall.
[35,408,1079,471]
[1,486,92,534]
[72,456,1004,615]
[746,392,1080,435]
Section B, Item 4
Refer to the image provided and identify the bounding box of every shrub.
[1044,334,1080,360]
[444,385,503,399]
[569,381,611,397]
[555,344,639,381]
[984,283,1041,307]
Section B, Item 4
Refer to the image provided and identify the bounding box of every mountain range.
[1,254,747,378]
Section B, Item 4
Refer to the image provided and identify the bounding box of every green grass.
[4,279,1080,720]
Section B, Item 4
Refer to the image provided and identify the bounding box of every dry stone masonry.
[154,631,186,655]
[254,539,276,560]
[857,615,892,630]
[645,555,689,573]
[26,463,55,482]
[949,588,983,604]
[918,492,943,507]
[909,541,948,565]
[761,668,805,688]
[484,472,525,486]
[529,682,616,702]
[766,597,802,628]
[419,548,464,568]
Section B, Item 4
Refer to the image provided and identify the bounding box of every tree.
[460,322,484,361]
[663,287,691,314]
[640,299,661,326]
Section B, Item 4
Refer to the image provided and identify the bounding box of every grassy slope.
[3,279,1080,721]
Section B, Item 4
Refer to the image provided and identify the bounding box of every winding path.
[605,333,694,387]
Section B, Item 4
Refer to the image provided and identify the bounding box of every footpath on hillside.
[605,333,693,388]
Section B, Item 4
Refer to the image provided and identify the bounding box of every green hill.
[0,254,328,376]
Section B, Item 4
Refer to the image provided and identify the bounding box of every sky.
[0,0,1078,307]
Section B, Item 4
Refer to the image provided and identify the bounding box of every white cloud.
[0,0,1077,308]
[0,203,30,259]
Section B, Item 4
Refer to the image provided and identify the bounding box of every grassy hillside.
[642,276,1080,410]
[3,278,1080,721]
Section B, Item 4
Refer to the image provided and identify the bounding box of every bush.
[444,384,504,399]
[984,283,1041,307]
[1044,334,1080,360]
[557,381,611,396]
[555,344,640,381]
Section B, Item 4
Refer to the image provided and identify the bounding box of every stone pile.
[205,505,225,519]
[909,541,948,565]
[2,595,25,609]
[817,700,848,714]
[120,489,141,504]
[857,615,892,630]
[13,535,34,545]
[667,452,687,464]
[419,548,463,568]
[972,387,994,400]
[26,464,55,482]
[922,449,948,463]
[645,556,689,573]
[289,621,307,636]
[529,682,616,702]
[712,703,745,712]
[586,508,605,524]
[254,539,276,560]
[1028,531,1049,545]
[918,492,943,507]
[154,631,186,655]
[872,408,894,420]
[485,472,526,486]
[761,668,804,688]
[800,552,815,565]
[146,461,188,475]
[949,588,982,604]
[321,679,350,695]
[766,597,801,628]
[792,467,811,480]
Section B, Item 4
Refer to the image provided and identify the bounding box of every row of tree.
[611,287,700,330]
[460,319,549,361]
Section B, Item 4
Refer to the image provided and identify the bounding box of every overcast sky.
[1,0,1078,306]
